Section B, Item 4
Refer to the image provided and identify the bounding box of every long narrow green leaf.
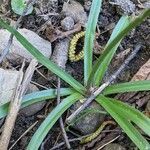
[84,0,102,85]
[0,88,74,119]
[27,93,82,150]
[93,16,130,86]
[96,96,150,150]
[88,9,150,86]
[103,80,150,95]
[0,19,86,94]
[99,95,150,136]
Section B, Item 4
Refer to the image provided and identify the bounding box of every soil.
[0,0,150,150]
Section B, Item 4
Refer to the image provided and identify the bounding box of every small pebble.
[62,0,87,26]
[61,17,75,31]
[143,1,150,8]
[70,101,106,135]
[109,0,136,15]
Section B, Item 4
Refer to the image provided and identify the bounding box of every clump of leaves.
[11,0,33,15]
[0,0,150,149]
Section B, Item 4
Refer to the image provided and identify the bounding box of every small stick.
[9,121,38,150]
[57,78,71,149]
[0,65,24,150]
[0,0,37,63]
[50,135,88,150]
[66,44,142,123]
[47,23,81,42]
[30,81,49,89]
[97,135,120,150]
[0,59,38,150]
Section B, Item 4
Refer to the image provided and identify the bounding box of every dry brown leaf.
[131,59,150,81]
[115,58,150,103]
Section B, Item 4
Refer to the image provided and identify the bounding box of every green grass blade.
[0,19,86,94]
[99,95,150,136]
[96,96,150,150]
[84,0,102,85]
[0,88,74,119]
[93,16,130,86]
[103,80,150,95]
[27,93,82,150]
[88,9,150,86]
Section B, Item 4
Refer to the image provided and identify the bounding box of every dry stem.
[0,59,37,150]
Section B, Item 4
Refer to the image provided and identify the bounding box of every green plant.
[11,0,33,15]
[0,0,150,149]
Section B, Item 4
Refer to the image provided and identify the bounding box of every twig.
[0,0,37,63]
[97,135,120,150]
[30,81,49,89]
[50,135,88,150]
[9,121,38,150]
[47,23,81,42]
[0,62,24,150]
[66,44,142,123]
[57,78,71,149]
[0,59,38,150]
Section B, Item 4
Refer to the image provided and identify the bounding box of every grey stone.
[62,0,87,26]
[0,28,52,62]
[143,1,150,8]
[70,101,106,135]
[61,17,75,31]
[110,0,136,15]
[20,84,46,116]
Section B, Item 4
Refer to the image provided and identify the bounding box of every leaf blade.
[84,0,102,85]
[96,96,150,150]
[100,95,150,136]
[0,88,74,119]
[93,16,130,86]
[11,0,33,15]
[88,9,150,86]
[27,93,82,150]
[103,80,150,95]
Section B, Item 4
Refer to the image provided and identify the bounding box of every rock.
[20,84,46,116]
[84,0,92,11]
[51,38,70,69]
[0,28,52,62]
[70,101,106,135]
[61,17,75,31]
[48,38,70,82]
[62,0,87,26]
[102,143,126,150]
[109,0,136,15]
[0,68,21,105]
[143,1,150,8]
